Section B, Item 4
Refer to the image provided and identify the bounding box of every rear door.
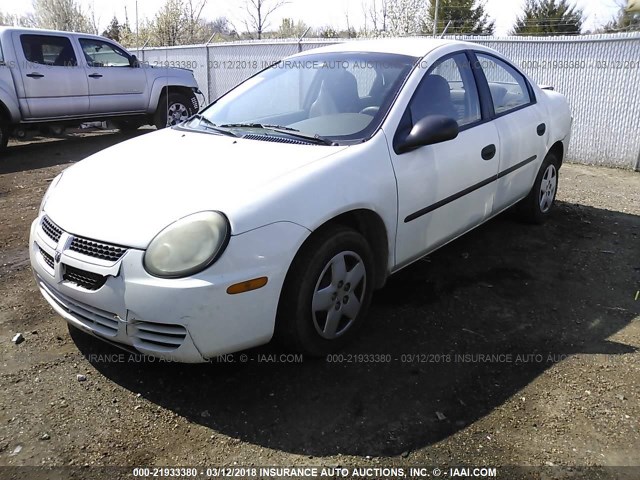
[78,37,148,114]
[473,52,548,213]
[15,33,89,118]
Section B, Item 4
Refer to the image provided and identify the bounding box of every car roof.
[291,38,481,59]
[0,26,105,40]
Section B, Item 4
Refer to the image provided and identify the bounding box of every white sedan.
[29,39,572,362]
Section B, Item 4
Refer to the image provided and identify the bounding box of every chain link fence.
[135,34,640,170]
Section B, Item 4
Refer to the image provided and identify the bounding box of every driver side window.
[409,53,481,128]
[79,39,131,67]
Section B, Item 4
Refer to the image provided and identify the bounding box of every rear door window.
[20,34,78,67]
[476,53,533,115]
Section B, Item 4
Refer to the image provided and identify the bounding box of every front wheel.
[153,92,195,130]
[516,153,560,224]
[276,226,375,356]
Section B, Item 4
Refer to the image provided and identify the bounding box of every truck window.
[20,34,78,67]
[79,39,131,67]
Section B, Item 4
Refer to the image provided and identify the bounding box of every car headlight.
[39,173,63,214]
[143,211,230,278]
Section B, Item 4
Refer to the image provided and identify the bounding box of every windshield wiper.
[189,114,239,137]
[218,123,336,146]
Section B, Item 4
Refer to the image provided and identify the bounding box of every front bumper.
[29,215,309,363]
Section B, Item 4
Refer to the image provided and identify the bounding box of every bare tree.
[276,17,309,38]
[208,16,233,35]
[0,10,36,26]
[344,5,357,38]
[151,0,209,46]
[367,0,390,34]
[387,0,428,36]
[241,0,288,39]
[32,0,95,33]
[183,0,209,43]
[153,0,184,46]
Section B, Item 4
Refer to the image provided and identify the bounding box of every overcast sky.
[0,0,624,36]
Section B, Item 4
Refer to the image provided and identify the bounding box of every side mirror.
[129,54,140,68]
[396,115,459,154]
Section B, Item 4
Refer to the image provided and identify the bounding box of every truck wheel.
[516,152,560,224]
[276,226,375,356]
[154,92,194,130]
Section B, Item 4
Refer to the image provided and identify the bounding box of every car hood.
[44,128,346,249]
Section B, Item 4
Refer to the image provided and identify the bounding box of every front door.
[78,38,148,114]
[388,52,501,268]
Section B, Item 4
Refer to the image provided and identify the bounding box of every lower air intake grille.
[63,265,107,291]
[131,321,187,353]
[39,247,54,269]
[39,281,118,337]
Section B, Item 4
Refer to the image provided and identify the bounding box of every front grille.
[69,237,127,262]
[242,134,314,145]
[63,265,108,291]
[42,216,62,243]
[41,216,128,262]
[39,246,55,269]
[39,281,118,337]
[131,321,187,353]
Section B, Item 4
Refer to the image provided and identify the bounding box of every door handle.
[88,73,103,78]
[537,123,546,136]
[481,144,496,160]
[26,72,44,78]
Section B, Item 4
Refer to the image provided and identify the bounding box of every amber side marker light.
[226,277,268,295]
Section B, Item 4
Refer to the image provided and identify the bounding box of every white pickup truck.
[0,27,201,152]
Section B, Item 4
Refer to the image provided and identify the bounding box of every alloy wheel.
[539,163,557,213]
[311,251,366,339]
[166,102,189,126]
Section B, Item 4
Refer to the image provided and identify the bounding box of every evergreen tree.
[429,0,495,36]
[101,16,123,42]
[511,0,584,36]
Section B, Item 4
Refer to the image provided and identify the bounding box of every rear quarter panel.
[540,88,573,161]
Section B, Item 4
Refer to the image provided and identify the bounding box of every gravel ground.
[0,130,638,479]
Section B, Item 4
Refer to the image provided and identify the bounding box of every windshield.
[190,52,417,144]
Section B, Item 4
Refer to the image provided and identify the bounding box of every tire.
[516,152,560,224]
[276,226,375,356]
[0,119,9,155]
[153,92,195,130]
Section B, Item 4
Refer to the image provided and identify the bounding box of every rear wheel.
[276,226,375,356]
[516,152,560,224]
[153,92,195,130]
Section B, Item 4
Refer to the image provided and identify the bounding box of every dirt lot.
[0,130,638,478]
